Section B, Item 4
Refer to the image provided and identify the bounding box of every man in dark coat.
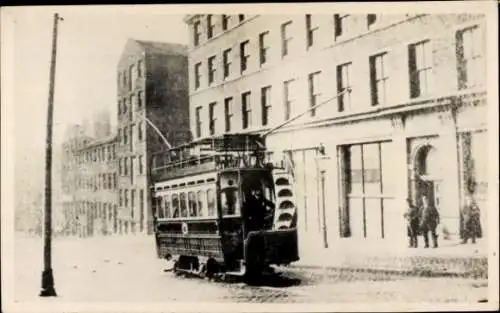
[404,198,420,248]
[419,195,440,248]
[461,196,482,244]
[245,188,275,231]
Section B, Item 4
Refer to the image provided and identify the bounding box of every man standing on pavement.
[404,198,420,248]
[419,195,440,248]
[461,194,482,244]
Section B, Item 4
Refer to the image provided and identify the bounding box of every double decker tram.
[150,134,299,282]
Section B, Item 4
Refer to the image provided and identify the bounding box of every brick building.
[184,14,488,252]
[116,39,192,235]
[61,124,118,237]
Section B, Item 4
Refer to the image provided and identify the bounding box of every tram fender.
[244,229,299,267]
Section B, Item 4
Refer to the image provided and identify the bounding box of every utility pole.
[40,12,63,298]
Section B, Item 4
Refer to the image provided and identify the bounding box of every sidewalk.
[290,238,489,278]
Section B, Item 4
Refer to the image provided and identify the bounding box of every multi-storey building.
[116,39,192,235]
[61,125,118,237]
[184,14,488,252]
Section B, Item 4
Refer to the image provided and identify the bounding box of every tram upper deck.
[151,134,276,182]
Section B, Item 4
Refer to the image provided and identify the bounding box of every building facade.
[116,39,192,235]
[61,125,118,237]
[184,14,489,252]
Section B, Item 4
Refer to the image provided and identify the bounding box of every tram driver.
[245,185,275,231]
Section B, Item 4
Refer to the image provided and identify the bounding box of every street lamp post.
[40,12,62,298]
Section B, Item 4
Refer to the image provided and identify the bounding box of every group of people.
[405,194,482,248]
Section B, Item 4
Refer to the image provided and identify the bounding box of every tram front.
[237,169,299,276]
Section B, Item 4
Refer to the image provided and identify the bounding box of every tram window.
[180,193,188,217]
[197,190,206,217]
[164,195,171,218]
[171,194,179,218]
[207,188,216,217]
[158,196,165,219]
[221,186,241,216]
[188,192,197,217]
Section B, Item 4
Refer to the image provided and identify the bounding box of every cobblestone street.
[12,235,489,304]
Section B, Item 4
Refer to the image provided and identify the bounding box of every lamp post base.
[39,269,57,297]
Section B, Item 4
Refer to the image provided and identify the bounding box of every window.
[137,60,143,77]
[221,186,240,216]
[261,86,272,126]
[193,21,201,46]
[129,64,135,90]
[188,192,197,217]
[241,91,252,129]
[129,124,134,151]
[207,15,215,39]
[370,53,388,106]
[195,106,202,138]
[208,55,216,85]
[221,15,229,31]
[456,26,482,89]
[224,97,233,132]
[334,14,349,38]
[238,14,245,22]
[123,71,127,90]
[283,79,295,120]
[408,40,433,98]
[340,142,392,238]
[157,196,165,218]
[138,122,143,141]
[130,156,135,184]
[124,189,129,207]
[113,173,117,189]
[206,102,217,135]
[138,155,143,174]
[163,195,171,218]
[207,189,216,216]
[130,190,135,218]
[194,62,202,89]
[180,193,187,217]
[240,41,250,73]
[223,48,232,79]
[119,190,123,206]
[306,14,319,47]
[137,91,143,108]
[171,194,179,218]
[124,157,128,175]
[122,98,128,115]
[259,31,269,65]
[367,14,377,28]
[197,190,205,217]
[281,21,293,57]
[337,62,352,112]
[118,100,122,115]
[308,71,322,117]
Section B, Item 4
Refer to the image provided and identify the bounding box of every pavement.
[291,237,489,278]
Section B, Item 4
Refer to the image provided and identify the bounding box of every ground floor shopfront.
[266,92,489,253]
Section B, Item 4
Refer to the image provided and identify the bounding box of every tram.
[150,134,299,282]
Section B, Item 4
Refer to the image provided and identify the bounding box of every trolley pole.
[40,13,62,297]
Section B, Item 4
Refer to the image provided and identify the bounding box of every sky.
[4,5,189,221]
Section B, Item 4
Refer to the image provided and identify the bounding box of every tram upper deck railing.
[151,134,274,182]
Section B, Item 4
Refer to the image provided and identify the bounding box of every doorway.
[412,144,442,210]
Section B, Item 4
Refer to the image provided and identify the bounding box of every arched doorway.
[412,144,442,210]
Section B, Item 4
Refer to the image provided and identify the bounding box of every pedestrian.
[461,195,482,244]
[404,198,420,248]
[419,195,440,248]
